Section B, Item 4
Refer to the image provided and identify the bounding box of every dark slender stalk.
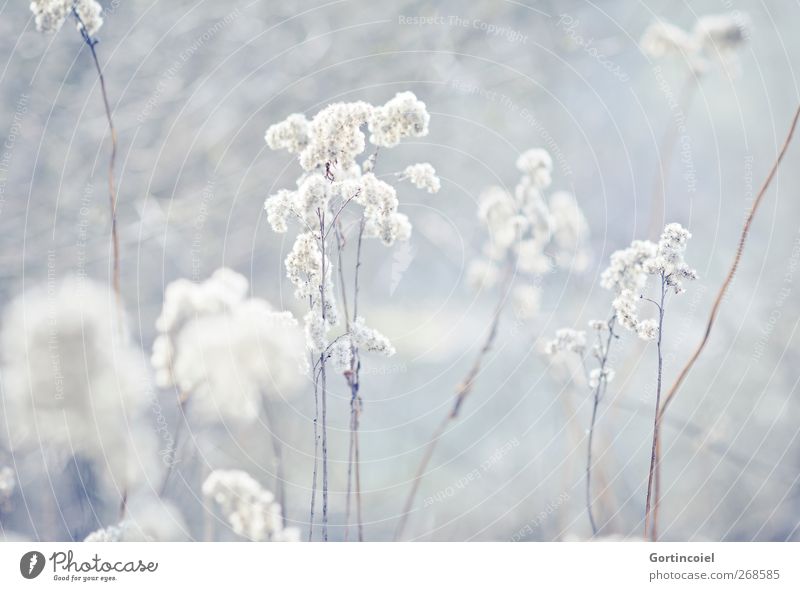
[318,209,330,541]
[644,273,666,540]
[651,103,800,540]
[72,8,126,520]
[73,10,122,321]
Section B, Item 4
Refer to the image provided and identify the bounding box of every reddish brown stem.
[651,103,800,540]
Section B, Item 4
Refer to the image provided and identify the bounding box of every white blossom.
[589,367,616,389]
[612,289,640,333]
[368,91,430,148]
[693,13,749,53]
[604,223,696,340]
[30,0,103,35]
[640,21,697,59]
[588,319,607,331]
[202,470,299,542]
[265,113,310,154]
[516,237,552,274]
[648,222,698,294]
[641,12,749,73]
[544,328,587,356]
[516,148,553,189]
[1,277,152,488]
[351,317,395,356]
[601,240,658,295]
[264,189,296,233]
[401,163,440,193]
[329,337,354,373]
[171,301,305,423]
[152,270,306,423]
[297,101,373,172]
[636,318,659,341]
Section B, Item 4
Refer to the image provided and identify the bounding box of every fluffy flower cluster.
[264,113,309,154]
[151,269,305,423]
[30,0,103,35]
[265,93,433,360]
[202,470,300,542]
[0,278,151,488]
[603,223,697,340]
[467,148,590,316]
[588,367,615,389]
[546,320,616,390]
[401,163,441,194]
[544,328,587,356]
[368,91,430,147]
[640,12,749,72]
[265,91,430,173]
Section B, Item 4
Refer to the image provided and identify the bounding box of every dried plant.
[545,320,617,535]
[650,104,800,541]
[395,148,590,540]
[264,92,439,540]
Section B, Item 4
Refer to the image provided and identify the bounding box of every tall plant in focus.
[264,92,440,541]
[545,223,696,538]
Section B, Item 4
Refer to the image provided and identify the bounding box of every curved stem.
[651,103,800,540]
[394,276,509,541]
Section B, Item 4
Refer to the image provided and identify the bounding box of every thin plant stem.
[585,315,616,536]
[317,209,330,542]
[394,271,510,541]
[72,8,126,521]
[73,10,122,319]
[308,350,320,542]
[338,218,366,541]
[644,273,667,540]
[650,102,800,540]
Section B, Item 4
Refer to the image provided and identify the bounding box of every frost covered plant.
[152,268,305,424]
[0,278,153,507]
[30,0,103,35]
[600,223,696,538]
[467,148,590,307]
[400,163,441,194]
[640,12,749,74]
[264,92,435,541]
[151,268,305,500]
[545,318,616,535]
[603,223,697,341]
[395,148,590,540]
[202,470,300,542]
[640,13,749,240]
